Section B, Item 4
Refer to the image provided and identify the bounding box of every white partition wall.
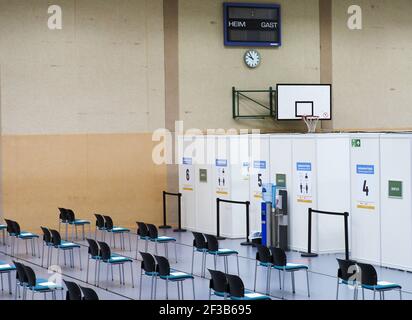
[380,134,412,271]
[291,136,318,252]
[316,134,350,254]
[249,134,270,233]
[350,134,381,265]
[179,136,197,231]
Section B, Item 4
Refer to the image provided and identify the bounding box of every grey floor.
[0,228,410,301]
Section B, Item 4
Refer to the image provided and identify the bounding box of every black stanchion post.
[344,212,349,260]
[159,191,172,229]
[174,193,186,233]
[301,208,318,258]
[241,201,253,246]
[216,198,226,240]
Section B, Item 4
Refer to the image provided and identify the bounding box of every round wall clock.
[244,50,261,68]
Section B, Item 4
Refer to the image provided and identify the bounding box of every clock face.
[244,50,261,68]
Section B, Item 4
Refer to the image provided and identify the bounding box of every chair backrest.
[208,269,228,294]
[13,261,28,283]
[23,265,37,288]
[80,286,99,301]
[86,238,100,257]
[50,229,62,246]
[147,224,159,239]
[140,252,157,273]
[256,244,273,264]
[66,209,75,223]
[41,227,52,244]
[154,255,170,277]
[192,232,208,250]
[337,259,358,281]
[11,221,21,235]
[204,234,219,252]
[4,219,15,234]
[270,247,287,267]
[64,280,82,301]
[137,222,149,238]
[226,274,245,298]
[357,263,378,286]
[103,216,114,230]
[98,241,111,261]
[95,214,105,228]
[58,208,68,222]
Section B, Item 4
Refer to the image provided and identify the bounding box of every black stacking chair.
[147,224,177,263]
[94,214,107,241]
[204,234,239,276]
[139,252,159,300]
[103,215,131,251]
[226,274,271,301]
[97,241,134,289]
[336,259,358,300]
[58,208,69,239]
[65,209,91,241]
[154,255,195,300]
[23,265,64,300]
[192,232,208,277]
[270,247,310,299]
[136,222,150,258]
[86,238,101,285]
[6,220,40,257]
[0,220,7,245]
[254,244,274,294]
[50,229,82,270]
[208,269,229,300]
[0,260,16,294]
[63,280,82,301]
[13,261,28,300]
[357,262,402,300]
[40,227,54,267]
[80,286,99,300]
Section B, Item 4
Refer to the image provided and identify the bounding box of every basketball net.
[302,115,320,133]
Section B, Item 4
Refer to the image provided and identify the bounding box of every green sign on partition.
[389,180,403,199]
[199,169,208,183]
[276,174,286,188]
[352,139,361,148]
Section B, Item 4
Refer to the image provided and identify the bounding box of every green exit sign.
[352,139,361,148]
[389,180,403,199]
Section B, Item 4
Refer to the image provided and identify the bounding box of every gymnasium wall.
[0,0,166,231]
[178,0,320,131]
[332,0,412,130]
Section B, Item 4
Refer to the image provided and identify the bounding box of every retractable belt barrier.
[159,191,186,233]
[301,208,350,260]
[216,198,252,246]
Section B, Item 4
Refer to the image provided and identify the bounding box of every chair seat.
[58,241,80,249]
[151,236,176,243]
[232,291,271,301]
[109,227,130,233]
[69,219,90,226]
[31,279,63,291]
[18,232,39,239]
[213,291,228,298]
[145,271,159,276]
[0,262,16,272]
[107,254,132,264]
[196,248,208,253]
[209,249,238,256]
[273,263,308,271]
[160,271,194,281]
[259,262,274,267]
[363,281,402,291]
[0,225,6,230]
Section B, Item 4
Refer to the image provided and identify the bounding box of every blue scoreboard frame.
[224,2,282,47]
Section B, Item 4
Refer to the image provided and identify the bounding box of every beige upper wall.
[332,0,412,130]
[178,0,320,131]
[0,0,165,135]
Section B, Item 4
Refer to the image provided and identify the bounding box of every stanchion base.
[159,225,172,230]
[241,241,254,247]
[301,252,319,258]
[173,229,187,233]
[217,236,226,240]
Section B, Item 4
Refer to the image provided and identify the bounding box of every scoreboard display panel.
[224,2,281,47]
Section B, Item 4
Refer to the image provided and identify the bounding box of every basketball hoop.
[302,115,320,133]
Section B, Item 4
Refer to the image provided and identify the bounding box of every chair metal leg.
[336,279,340,300]
[135,236,139,259]
[41,243,45,267]
[282,269,286,300]
[253,261,258,291]
[128,232,132,252]
[191,248,195,275]
[139,270,143,299]
[177,282,181,300]
[306,269,310,298]
[399,288,403,300]
[130,262,135,288]
[214,255,217,270]
[373,289,376,300]
[174,241,178,263]
[86,257,90,283]
[8,272,12,295]
[192,278,195,299]
[266,266,271,295]
[291,272,296,294]
[279,270,281,290]
[209,288,212,300]
[166,279,169,300]
[362,288,365,300]
[78,247,82,271]
[236,254,239,276]
[181,281,184,300]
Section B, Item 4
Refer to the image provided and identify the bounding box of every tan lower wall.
[2,133,166,234]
